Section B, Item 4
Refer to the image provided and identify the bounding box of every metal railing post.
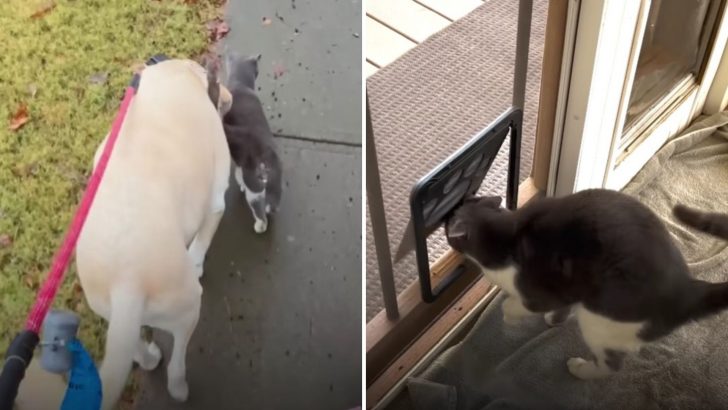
[513,0,533,109]
[366,94,399,320]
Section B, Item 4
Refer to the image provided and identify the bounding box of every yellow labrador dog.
[76,58,232,409]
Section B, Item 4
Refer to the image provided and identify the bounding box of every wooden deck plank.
[366,17,417,67]
[414,0,483,21]
[366,62,379,77]
[367,0,451,43]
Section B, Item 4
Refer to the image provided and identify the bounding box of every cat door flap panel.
[410,107,522,303]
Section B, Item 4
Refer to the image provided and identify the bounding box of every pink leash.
[25,84,137,333]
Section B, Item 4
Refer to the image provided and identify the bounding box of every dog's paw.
[136,342,162,371]
[254,219,268,233]
[567,357,610,379]
[168,378,189,402]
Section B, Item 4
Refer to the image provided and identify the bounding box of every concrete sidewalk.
[134,0,362,408]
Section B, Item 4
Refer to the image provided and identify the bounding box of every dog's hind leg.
[164,282,202,402]
[188,129,230,277]
[187,210,224,278]
[187,177,227,278]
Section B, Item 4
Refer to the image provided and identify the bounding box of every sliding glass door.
[550,0,728,195]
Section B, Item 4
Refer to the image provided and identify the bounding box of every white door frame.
[705,36,728,113]
[548,0,728,196]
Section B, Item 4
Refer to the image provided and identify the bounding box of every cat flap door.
[409,107,522,303]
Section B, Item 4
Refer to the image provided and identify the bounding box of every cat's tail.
[685,280,728,322]
[673,204,728,241]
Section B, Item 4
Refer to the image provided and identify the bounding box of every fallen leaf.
[207,18,230,42]
[262,17,272,26]
[28,84,38,98]
[273,63,286,79]
[88,72,108,85]
[216,22,230,40]
[0,234,12,248]
[30,1,56,19]
[8,104,29,131]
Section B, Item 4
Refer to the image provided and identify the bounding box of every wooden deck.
[366,0,486,76]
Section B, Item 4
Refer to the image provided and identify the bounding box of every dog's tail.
[673,204,728,241]
[98,284,145,410]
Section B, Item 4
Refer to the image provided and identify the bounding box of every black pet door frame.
[410,107,522,303]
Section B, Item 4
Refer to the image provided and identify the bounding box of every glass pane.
[624,0,718,130]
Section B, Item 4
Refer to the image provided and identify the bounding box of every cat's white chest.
[468,257,520,297]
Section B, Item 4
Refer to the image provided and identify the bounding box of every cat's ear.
[446,215,471,253]
[202,54,219,77]
[204,56,221,109]
[481,196,503,209]
[465,196,502,209]
[248,54,262,78]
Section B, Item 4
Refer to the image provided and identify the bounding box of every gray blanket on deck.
[405,111,728,410]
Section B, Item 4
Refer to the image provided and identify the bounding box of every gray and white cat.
[446,189,728,380]
[222,53,282,233]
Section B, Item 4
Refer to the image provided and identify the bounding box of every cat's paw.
[502,296,530,325]
[254,219,268,233]
[567,357,611,379]
[544,309,569,327]
[544,311,559,327]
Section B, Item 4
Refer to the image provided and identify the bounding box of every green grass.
[0,0,221,360]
